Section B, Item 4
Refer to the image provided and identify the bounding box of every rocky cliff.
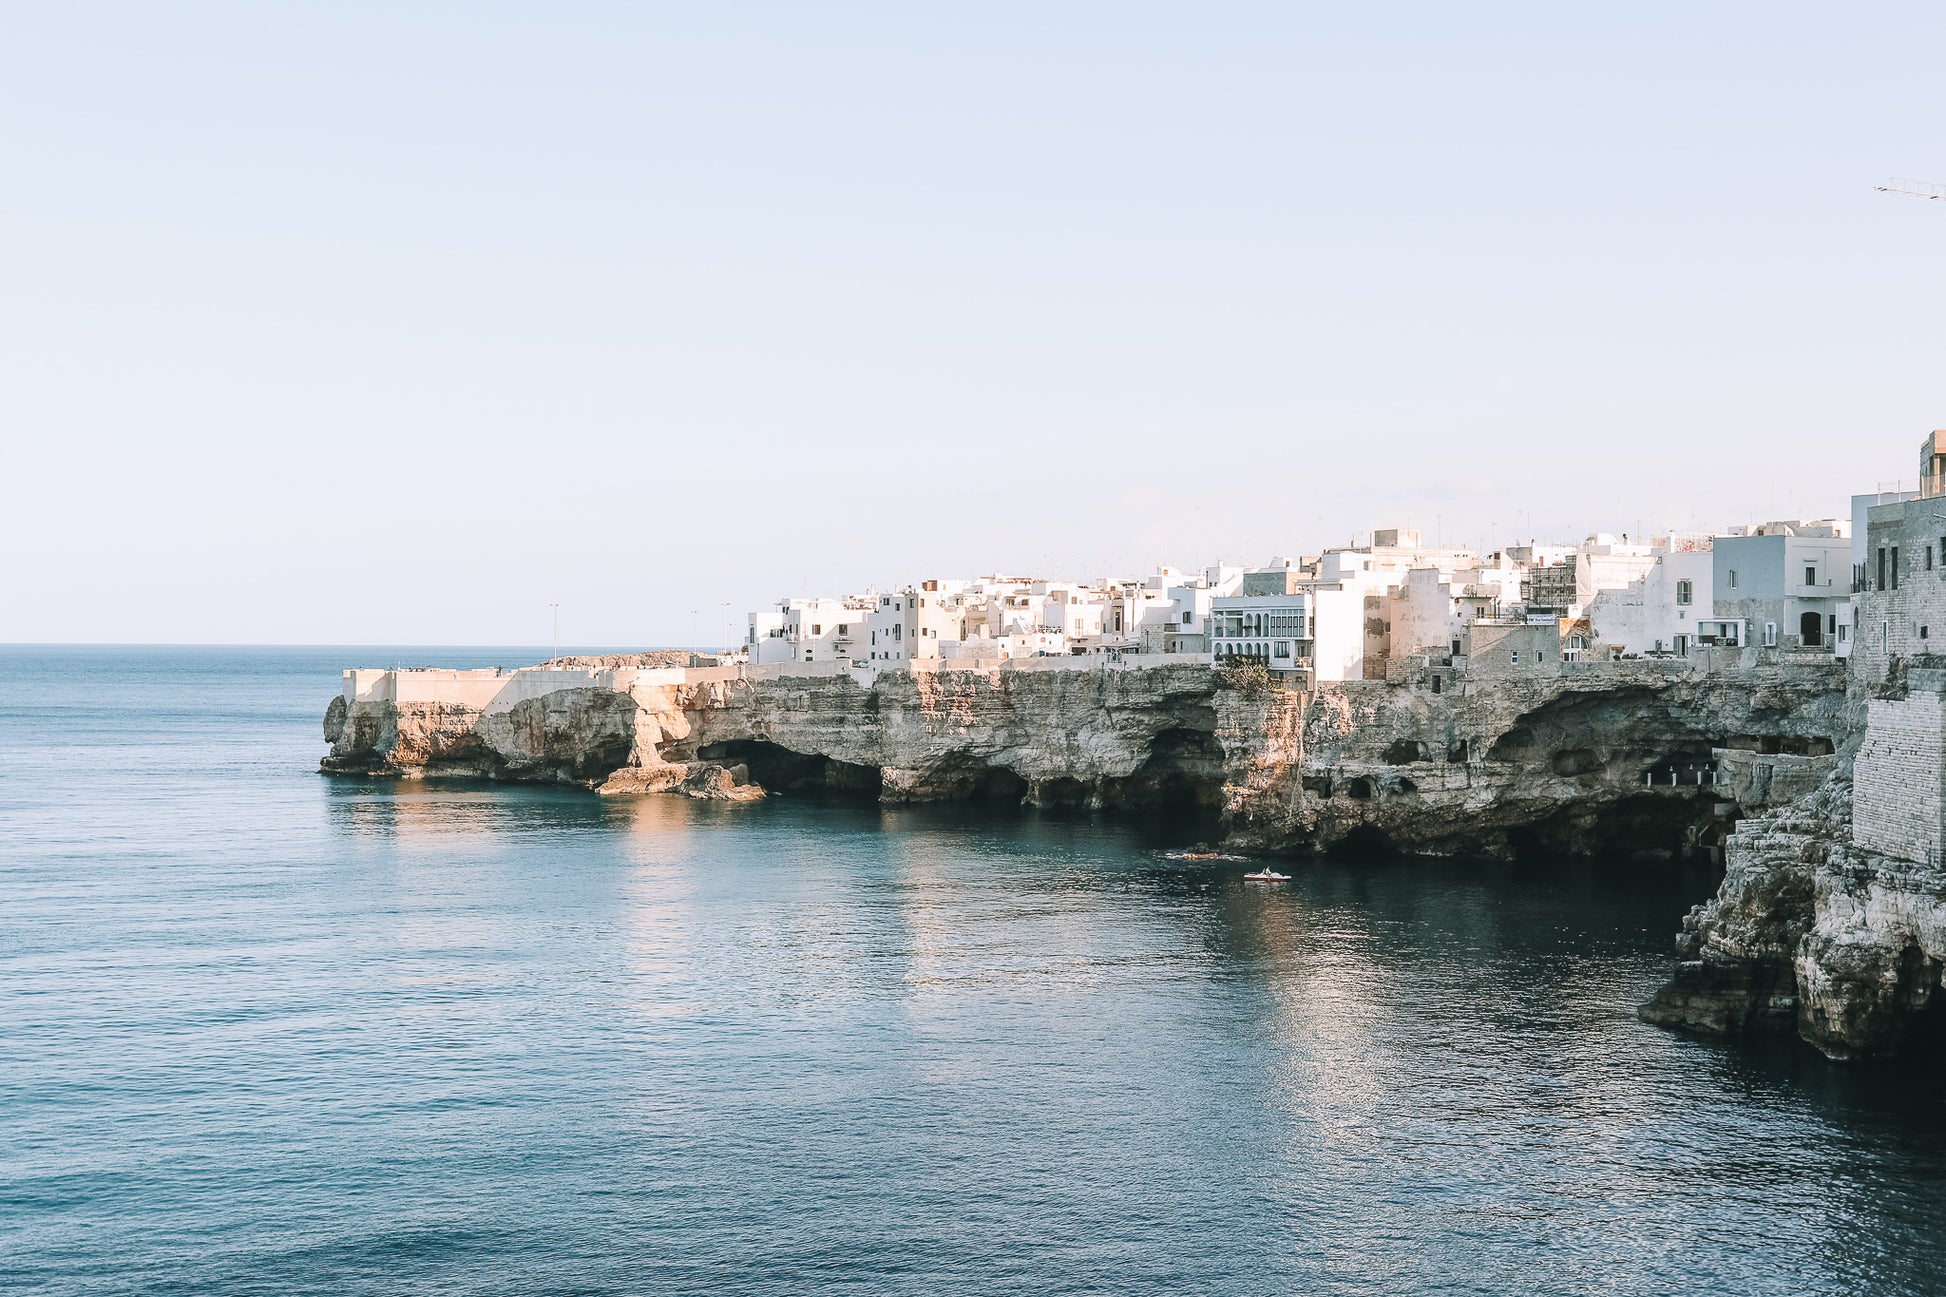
[1641,663,1946,1060]
[1639,774,1946,1059]
[322,655,1847,860]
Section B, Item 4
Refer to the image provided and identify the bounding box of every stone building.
[1460,620,1560,678]
[1855,463,1946,681]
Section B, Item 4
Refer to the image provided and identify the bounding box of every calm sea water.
[6,646,1946,1296]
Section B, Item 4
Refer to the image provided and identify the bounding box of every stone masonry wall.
[1853,685,1946,864]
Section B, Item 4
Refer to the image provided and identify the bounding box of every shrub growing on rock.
[1215,661,1272,694]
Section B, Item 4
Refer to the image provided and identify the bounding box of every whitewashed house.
[863,588,966,663]
[747,597,868,664]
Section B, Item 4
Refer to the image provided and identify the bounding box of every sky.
[5,2,1946,646]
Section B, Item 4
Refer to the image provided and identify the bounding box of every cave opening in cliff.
[1505,791,1730,863]
[1885,943,1946,1061]
[1721,734,1836,757]
[695,741,883,798]
[1033,776,1092,809]
[939,764,1031,804]
[1100,726,1224,819]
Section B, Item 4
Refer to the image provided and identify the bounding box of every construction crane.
[1877,177,1946,201]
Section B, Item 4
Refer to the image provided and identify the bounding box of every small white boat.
[1243,868,1290,883]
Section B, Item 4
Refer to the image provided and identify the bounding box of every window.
[1893,547,1901,589]
[812,624,821,635]
[1510,651,1519,666]
[1181,611,1192,625]
[1728,570,1739,590]
[1535,650,1544,663]
[1676,579,1692,606]
[1923,625,1932,640]
[1929,548,1935,573]
[1806,565,1818,586]
[1764,621,1778,647]
[1879,548,1888,590]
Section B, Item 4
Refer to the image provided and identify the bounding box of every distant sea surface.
[7,645,1946,1296]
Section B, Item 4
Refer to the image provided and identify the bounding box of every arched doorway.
[1800,610,1823,647]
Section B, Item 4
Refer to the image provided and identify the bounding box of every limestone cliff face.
[323,687,640,785]
[665,665,1237,810]
[321,656,1847,860]
[1228,662,1847,858]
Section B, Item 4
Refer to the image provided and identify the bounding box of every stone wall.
[1855,495,1946,684]
[1853,678,1946,864]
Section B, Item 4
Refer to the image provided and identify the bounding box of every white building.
[1586,541,1716,656]
[863,587,966,663]
[1038,584,1108,641]
[1211,591,1312,677]
[747,597,869,665]
[1381,564,1521,661]
[1290,533,1488,681]
[1525,535,1658,619]
[943,629,1069,660]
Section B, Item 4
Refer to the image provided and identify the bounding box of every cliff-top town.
[735,431,1946,685]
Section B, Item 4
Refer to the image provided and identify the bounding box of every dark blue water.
[6,646,1946,1295]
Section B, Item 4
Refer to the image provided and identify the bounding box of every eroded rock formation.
[321,656,1846,859]
[1640,774,1946,1059]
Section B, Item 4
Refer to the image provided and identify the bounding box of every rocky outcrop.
[1634,653,1946,1060]
[1641,774,1946,1059]
[1639,779,1840,1037]
[321,686,639,784]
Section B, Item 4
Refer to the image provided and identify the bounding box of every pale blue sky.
[6,2,1945,645]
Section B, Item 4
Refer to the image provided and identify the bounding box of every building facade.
[1211,592,1312,676]
[1712,523,1850,650]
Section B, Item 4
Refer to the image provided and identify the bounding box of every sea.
[6,645,1946,1296]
